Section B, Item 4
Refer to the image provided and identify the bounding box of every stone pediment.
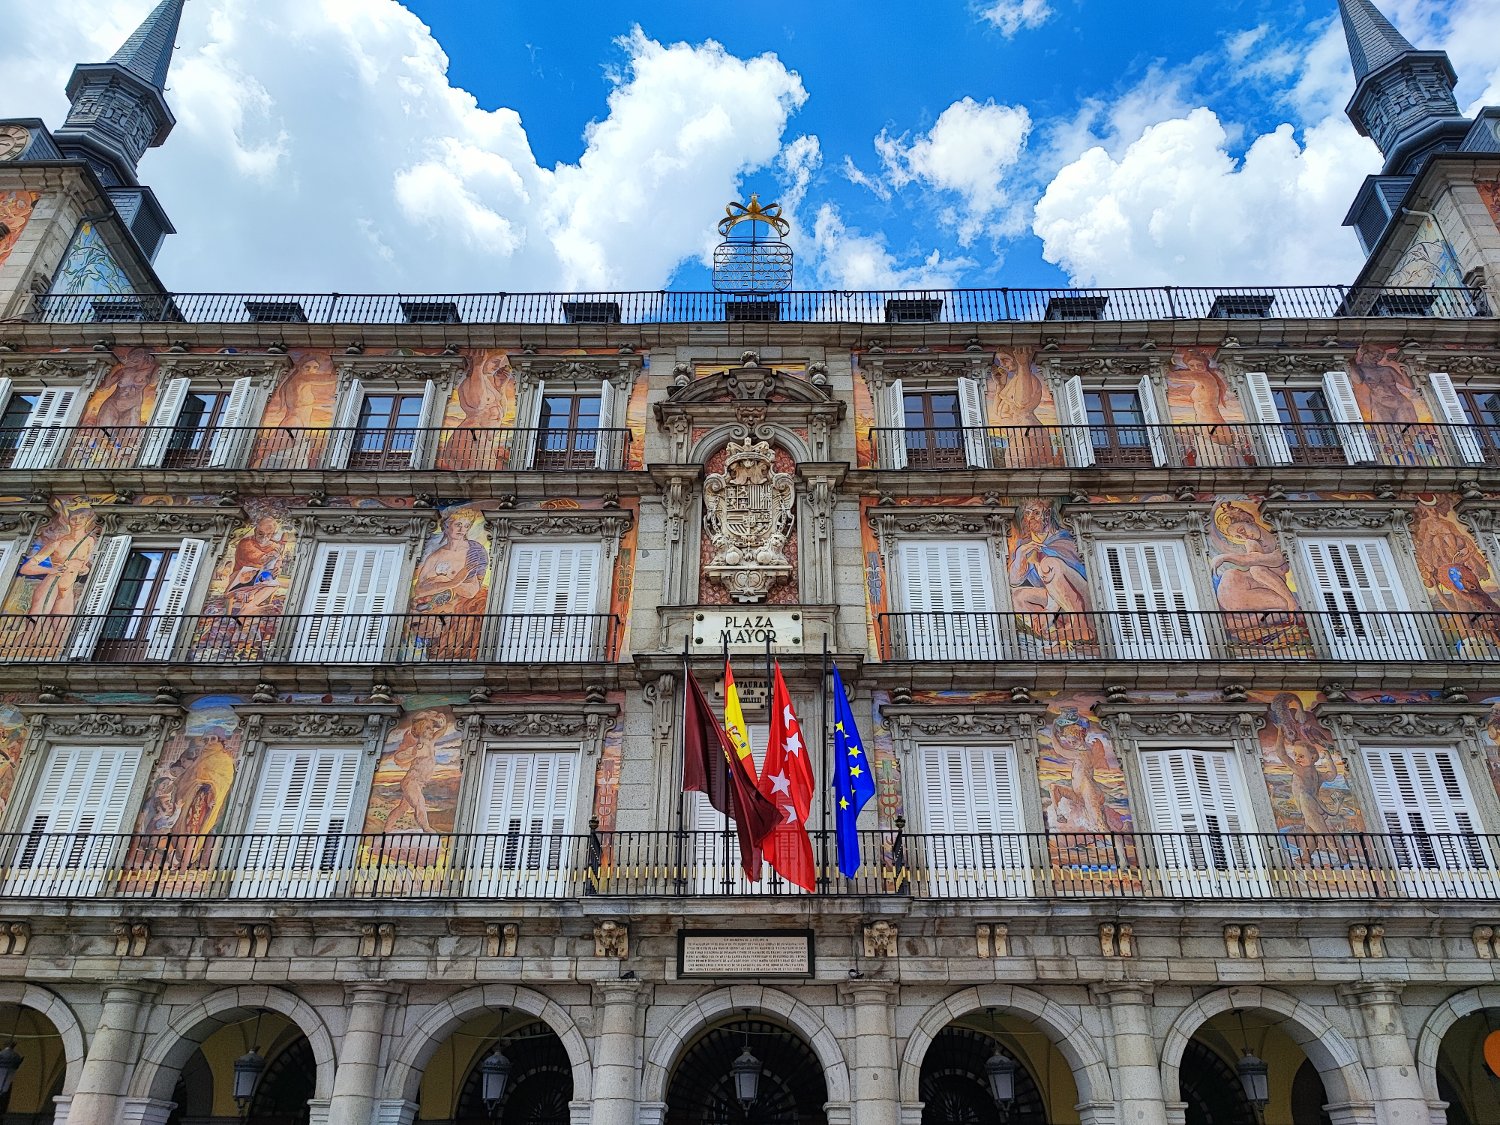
[665,357,834,407]
[656,354,845,462]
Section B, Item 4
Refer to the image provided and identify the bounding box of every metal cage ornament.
[712,195,794,295]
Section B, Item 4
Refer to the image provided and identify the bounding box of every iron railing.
[877,610,1500,663]
[870,421,1500,470]
[1,829,1496,901]
[28,285,1493,326]
[1,426,634,472]
[0,612,622,664]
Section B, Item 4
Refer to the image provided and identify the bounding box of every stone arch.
[382,984,592,1106]
[0,983,88,1095]
[898,985,1115,1108]
[640,985,851,1105]
[1414,984,1500,1104]
[689,424,812,466]
[1159,986,1374,1110]
[128,985,337,1103]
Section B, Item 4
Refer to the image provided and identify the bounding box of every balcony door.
[67,535,208,662]
[1363,746,1492,894]
[498,542,603,661]
[1097,539,1209,660]
[235,746,362,898]
[468,749,578,897]
[291,543,403,662]
[687,723,777,894]
[1139,748,1267,896]
[1297,536,1424,661]
[4,745,141,897]
[918,744,1028,896]
[0,383,81,470]
[896,540,1003,660]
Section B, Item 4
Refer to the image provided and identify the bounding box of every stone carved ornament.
[703,439,795,603]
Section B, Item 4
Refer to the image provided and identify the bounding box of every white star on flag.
[758,660,816,892]
[768,771,791,796]
[785,732,802,756]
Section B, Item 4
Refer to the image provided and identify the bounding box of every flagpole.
[676,632,689,895]
[819,634,830,891]
[720,629,734,894]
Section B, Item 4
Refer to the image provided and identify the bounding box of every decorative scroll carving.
[1399,350,1500,377]
[1040,352,1163,389]
[1067,504,1210,538]
[594,920,629,958]
[485,922,520,957]
[1348,923,1386,959]
[657,360,843,462]
[1473,925,1498,959]
[514,354,641,391]
[487,512,632,560]
[334,354,468,393]
[1317,704,1486,745]
[1100,922,1135,958]
[860,352,990,391]
[0,923,30,956]
[235,923,272,959]
[457,704,617,758]
[100,506,241,542]
[294,509,437,550]
[113,922,150,957]
[251,713,381,741]
[1262,501,1414,534]
[155,353,291,389]
[642,674,678,760]
[703,439,795,603]
[1223,924,1261,959]
[1219,349,1355,376]
[1097,705,1266,746]
[869,505,1011,562]
[882,705,1046,753]
[863,921,899,958]
[23,709,181,742]
[359,922,396,958]
[0,354,112,383]
[236,704,397,758]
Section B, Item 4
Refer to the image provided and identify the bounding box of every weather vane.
[712,193,794,295]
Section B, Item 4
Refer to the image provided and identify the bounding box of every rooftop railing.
[28,285,1493,326]
[3,829,1496,901]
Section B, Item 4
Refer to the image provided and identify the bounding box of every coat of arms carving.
[703,439,795,603]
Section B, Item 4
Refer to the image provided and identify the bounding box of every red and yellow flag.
[759,662,817,891]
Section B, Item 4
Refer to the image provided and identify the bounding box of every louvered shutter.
[324,379,364,469]
[474,750,577,893]
[957,377,990,468]
[897,540,998,660]
[1098,540,1207,659]
[1322,369,1376,464]
[240,747,362,896]
[1136,374,1170,467]
[593,384,617,470]
[293,543,402,661]
[1242,372,1293,465]
[13,387,81,470]
[0,539,17,607]
[1298,537,1421,660]
[1057,376,1095,468]
[408,379,438,468]
[500,543,603,660]
[877,379,907,469]
[9,745,141,895]
[515,380,545,469]
[1139,748,1257,880]
[1364,747,1487,872]
[919,744,1026,893]
[67,534,132,659]
[0,379,12,429]
[136,377,191,468]
[207,376,256,468]
[1428,373,1487,465]
[142,538,208,660]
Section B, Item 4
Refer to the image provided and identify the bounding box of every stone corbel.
[642,674,678,762]
[650,465,703,547]
[154,352,292,390]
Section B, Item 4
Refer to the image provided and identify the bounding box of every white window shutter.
[897,540,998,659]
[1242,372,1293,465]
[67,534,132,659]
[294,543,402,661]
[1135,374,1170,467]
[241,747,362,894]
[9,745,142,895]
[408,378,438,469]
[1099,540,1206,659]
[325,378,365,469]
[593,383,617,470]
[137,377,191,468]
[958,377,990,468]
[500,542,603,660]
[919,744,1026,890]
[882,378,907,469]
[1057,375,1095,468]
[0,539,17,607]
[207,376,256,468]
[1364,747,1487,871]
[1428,372,1487,465]
[515,379,546,469]
[476,751,578,886]
[1298,536,1421,659]
[13,387,80,470]
[143,538,208,660]
[1322,369,1376,464]
[0,379,12,421]
[1140,748,1256,873]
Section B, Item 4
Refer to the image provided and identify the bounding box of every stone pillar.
[841,980,900,1125]
[326,984,403,1125]
[65,984,159,1125]
[1091,982,1168,1125]
[590,981,644,1125]
[1338,982,1428,1125]
[118,1100,175,1125]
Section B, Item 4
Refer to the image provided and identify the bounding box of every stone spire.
[1339,0,1417,80]
[51,0,186,187]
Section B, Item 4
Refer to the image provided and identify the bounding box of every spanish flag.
[723,660,755,779]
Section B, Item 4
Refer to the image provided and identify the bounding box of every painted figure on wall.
[1167,349,1252,466]
[409,508,489,659]
[1207,500,1305,649]
[1009,499,1093,650]
[255,355,337,468]
[1351,346,1425,425]
[364,707,462,835]
[0,191,39,270]
[86,349,158,428]
[1411,496,1500,654]
[11,499,99,617]
[224,514,292,616]
[138,697,242,838]
[0,705,23,823]
[1258,692,1363,834]
[440,352,515,470]
[991,350,1047,427]
[193,502,296,661]
[1039,704,1130,833]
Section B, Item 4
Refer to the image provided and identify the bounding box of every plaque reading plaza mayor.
[692,609,804,650]
[678,930,815,978]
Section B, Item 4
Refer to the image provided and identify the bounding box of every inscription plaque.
[678,929,815,978]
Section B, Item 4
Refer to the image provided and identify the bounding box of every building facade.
[1,3,1500,1125]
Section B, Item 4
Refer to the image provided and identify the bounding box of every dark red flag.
[682,671,779,879]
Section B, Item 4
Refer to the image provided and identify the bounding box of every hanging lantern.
[731,1046,763,1108]
[232,1048,266,1113]
[0,1044,22,1096]
[1237,1050,1270,1107]
[480,1046,512,1113]
[985,1048,1018,1108]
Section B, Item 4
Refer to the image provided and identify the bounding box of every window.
[0,380,83,470]
[918,743,1028,895]
[235,746,362,897]
[1363,747,1489,875]
[5,745,142,896]
[880,377,988,469]
[1297,536,1424,660]
[1096,540,1209,659]
[138,375,257,469]
[67,535,208,661]
[1055,374,1167,468]
[327,378,439,469]
[469,749,579,896]
[1240,370,1375,466]
[290,543,404,662]
[1138,748,1264,892]
[498,542,604,661]
[894,539,1003,660]
[1427,372,1500,466]
[519,377,620,470]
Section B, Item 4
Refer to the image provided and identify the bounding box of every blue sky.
[3,0,1499,292]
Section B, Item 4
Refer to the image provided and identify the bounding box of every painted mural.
[1166,349,1255,466]
[1038,700,1131,833]
[439,351,516,469]
[251,353,338,468]
[1481,181,1500,231]
[190,498,298,661]
[1253,690,1364,836]
[135,695,244,839]
[0,191,38,271]
[363,705,462,836]
[1386,215,1467,291]
[407,506,490,661]
[48,221,132,296]
[0,703,23,824]
[1207,499,1309,651]
[593,703,625,835]
[1411,494,1500,657]
[1009,498,1094,654]
[0,498,103,658]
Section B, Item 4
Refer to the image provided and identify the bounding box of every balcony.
[27,285,1493,326]
[5,425,635,473]
[0,612,623,665]
[876,610,1500,664]
[870,421,1500,471]
[1,829,1496,902]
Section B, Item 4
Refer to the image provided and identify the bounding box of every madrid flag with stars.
[760,663,817,891]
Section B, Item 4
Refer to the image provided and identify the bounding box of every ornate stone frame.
[0,354,114,454]
[329,355,469,471]
[1063,502,1217,632]
[1456,504,1500,576]
[280,508,440,637]
[866,502,1013,616]
[512,352,642,471]
[0,506,47,607]
[481,508,634,623]
[859,350,990,470]
[153,352,291,392]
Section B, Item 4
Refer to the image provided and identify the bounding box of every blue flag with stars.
[830,664,875,877]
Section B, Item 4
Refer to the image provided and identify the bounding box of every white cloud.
[976,0,1053,38]
[0,1,806,291]
[807,205,972,290]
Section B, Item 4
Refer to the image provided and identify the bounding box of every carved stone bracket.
[868,504,1012,562]
[0,922,30,956]
[113,921,150,958]
[514,353,641,392]
[594,919,629,958]
[155,353,292,390]
[881,704,1047,755]
[235,703,400,757]
[1316,702,1492,756]
[1096,703,1267,752]
[863,920,899,958]
[657,358,844,462]
[642,674,677,762]
[333,354,469,395]
[235,923,273,959]
[485,922,520,957]
[454,702,618,758]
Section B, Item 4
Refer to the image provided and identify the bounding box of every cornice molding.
[453,702,619,757]
[867,504,1011,548]
[20,704,184,746]
[154,353,291,389]
[0,353,114,382]
[514,352,641,390]
[1399,349,1500,376]
[484,509,633,559]
[1260,499,1415,533]
[1215,347,1356,376]
[859,351,991,390]
[1064,502,1211,539]
[1095,702,1267,747]
[1315,702,1492,749]
[880,703,1048,750]
[334,353,469,391]
[235,702,401,754]
[99,504,242,541]
[1038,350,1166,388]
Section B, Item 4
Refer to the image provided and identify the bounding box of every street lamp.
[731,1010,763,1109]
[479,1046,512,1114]
[0,1043,23,1096]
[232,1047,266,1115]
[1235,1009,1269,1122]
[985,1008,1017,1119]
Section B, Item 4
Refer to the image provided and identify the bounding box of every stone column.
[1338,982,1428,1125]
[1091,982,1169,1125]
[590,981,644,1125]
[65,983,159,1125]
[841,980,900,1125]
[326,983,403,1125]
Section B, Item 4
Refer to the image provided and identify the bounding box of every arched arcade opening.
[0,1004,67,1125]
[414,1010,573,1125]
[918,1012,1081,1125]
[1430,1008,1500,1125]
[1176,1010,1332,1125]
[663,1013,829,1125]
[163,1010,315,1125]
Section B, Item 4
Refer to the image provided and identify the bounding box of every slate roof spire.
[108,0,188,92]
[1339,0,1418,81]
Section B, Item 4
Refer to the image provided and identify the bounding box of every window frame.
[512,355,635,472]
[324,356,466,471]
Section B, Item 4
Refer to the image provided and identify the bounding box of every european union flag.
[830,664,876,877]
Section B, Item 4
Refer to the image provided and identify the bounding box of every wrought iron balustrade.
[877,609,1500,663]
[2,425,633,472]
[28,285,1492,326]
[870,421,1499,471]
[1,829,1496,901]
[0,612,622,665]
